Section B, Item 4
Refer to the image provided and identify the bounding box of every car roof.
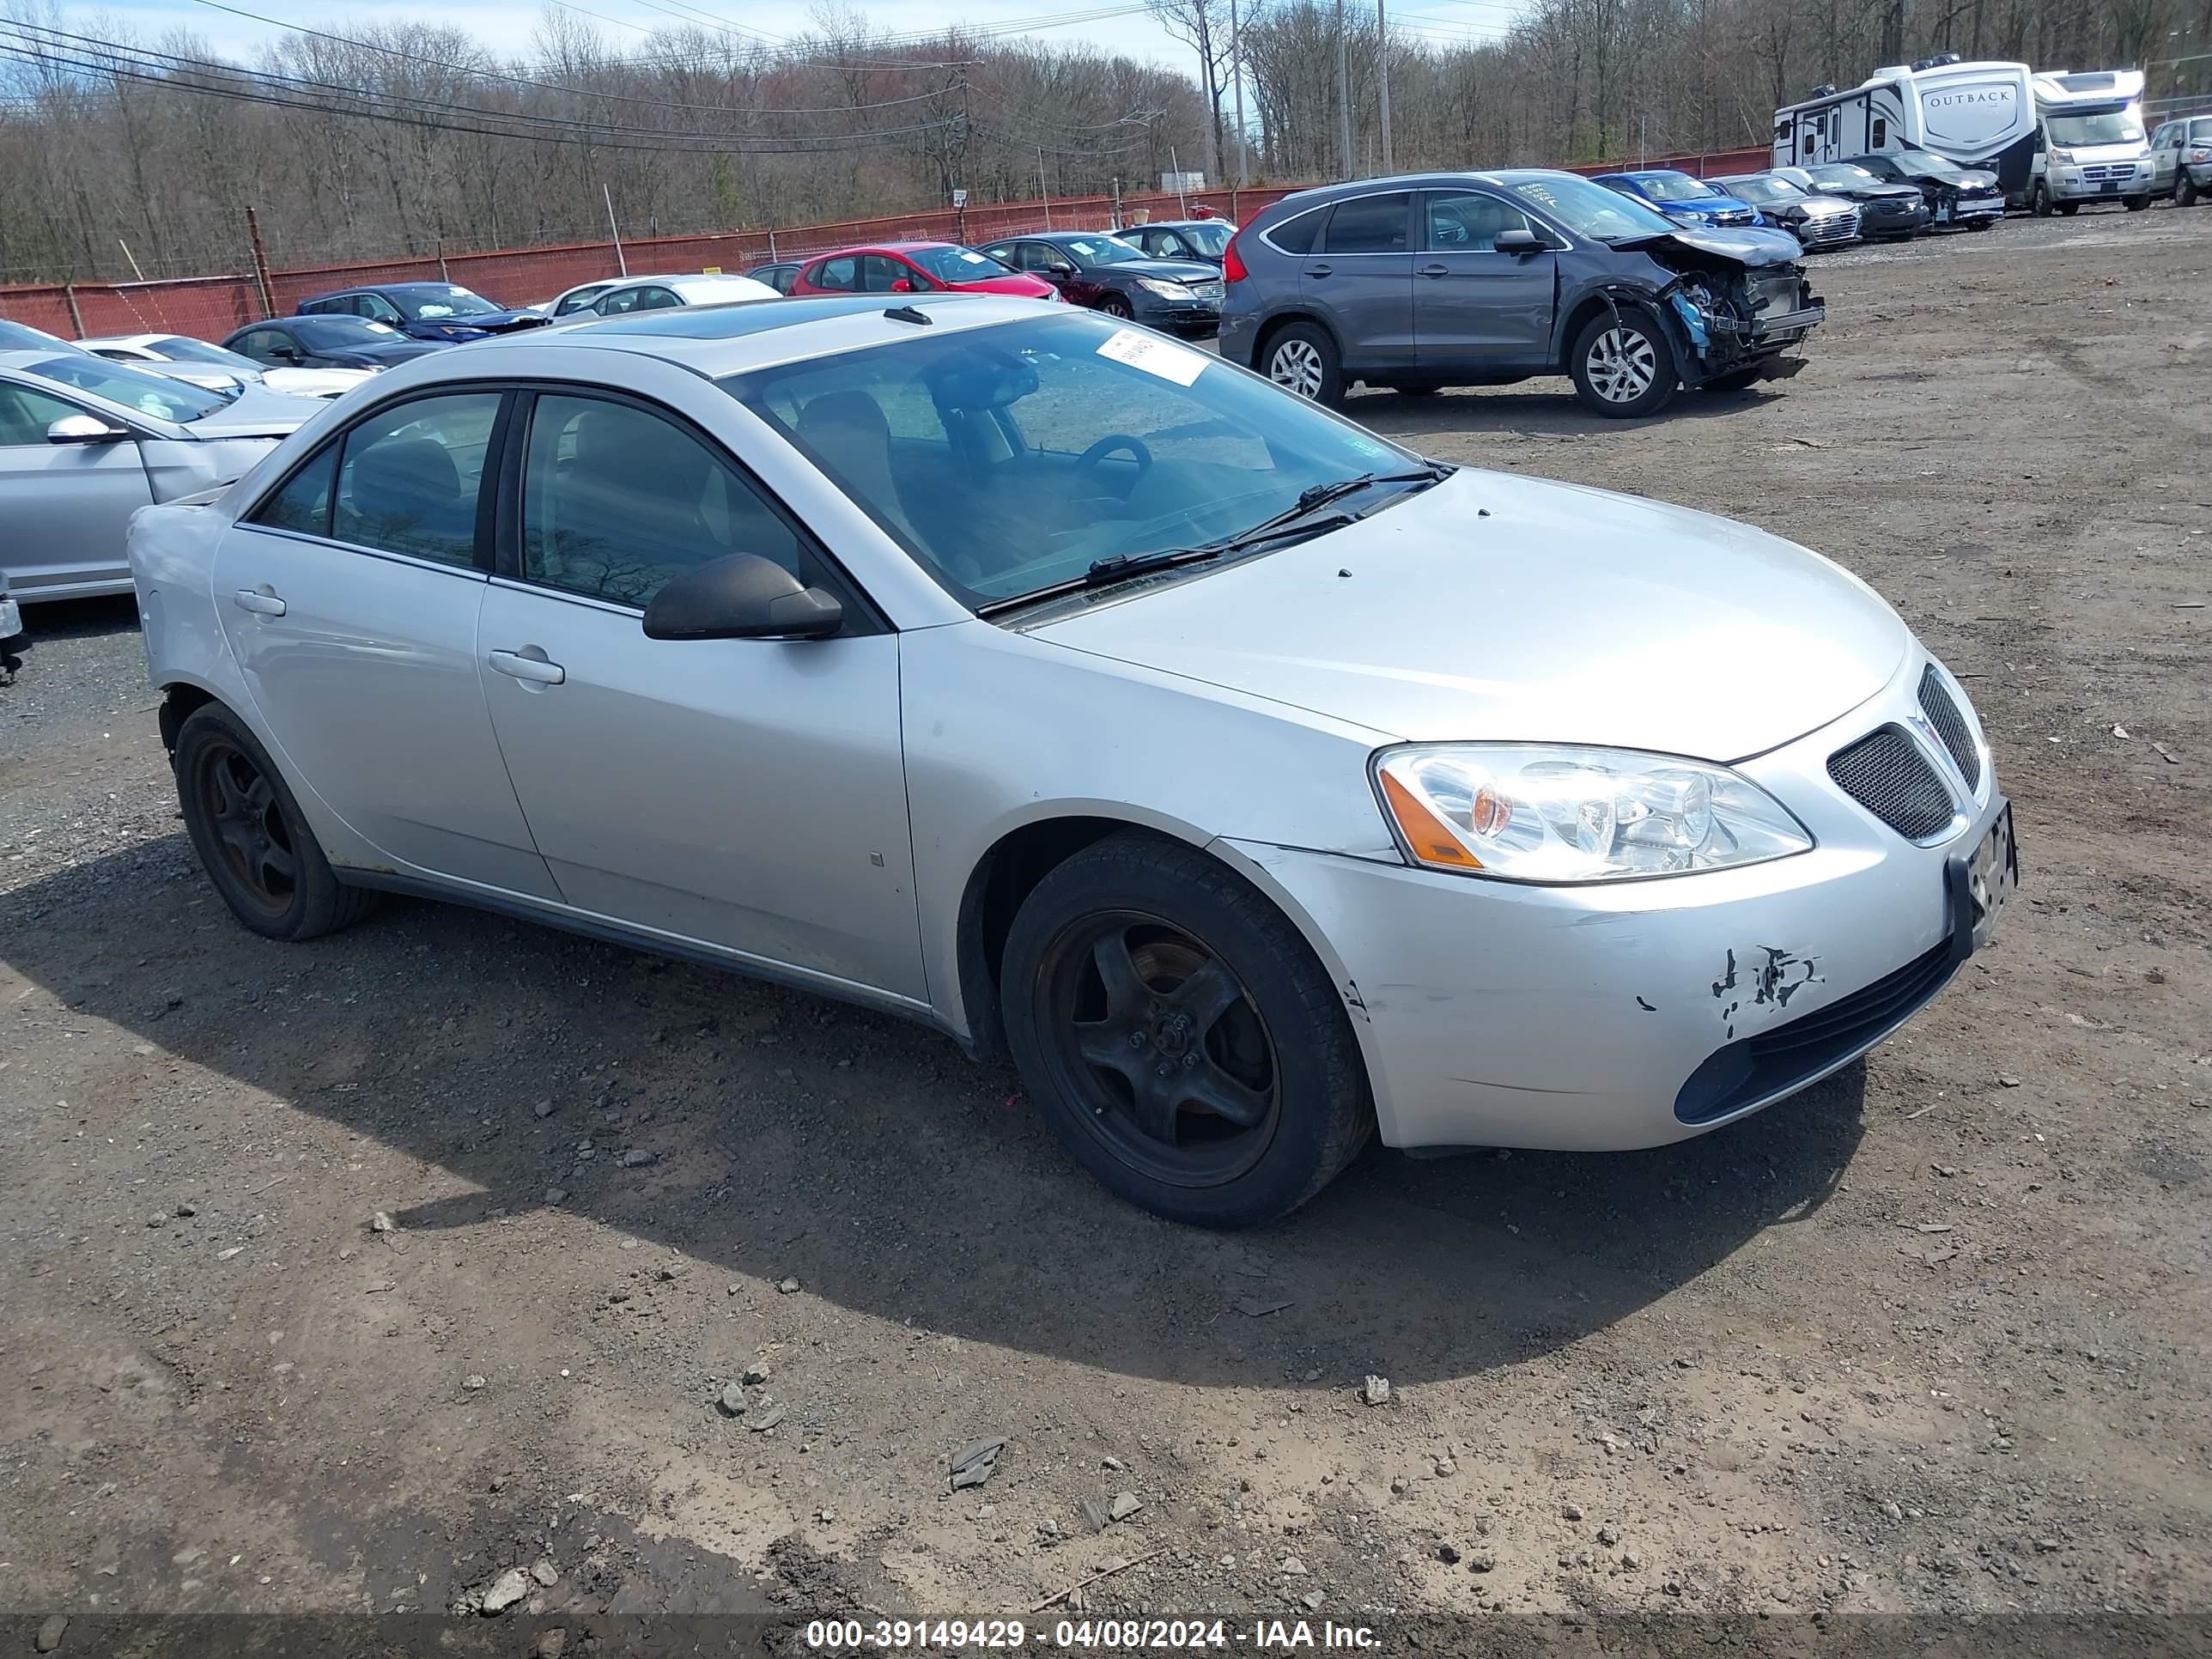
[360,293,1057,383]
[78,333,168,349]
[0,348,76,370]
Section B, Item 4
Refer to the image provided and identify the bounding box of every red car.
[790,241,1059,301]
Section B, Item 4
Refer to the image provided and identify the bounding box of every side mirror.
[890,277,915,294]
[642,553,843,641]
[47,414,131,445]
[1046,260,1077,277]
[1493,228,1548,255]
[270,343,304,363]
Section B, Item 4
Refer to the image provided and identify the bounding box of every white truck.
[1771,55,2036,201]
[2027,70,2156,215]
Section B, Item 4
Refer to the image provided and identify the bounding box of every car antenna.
[883,305,932,325]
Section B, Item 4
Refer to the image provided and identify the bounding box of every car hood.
[422,309,544,333]
[1106,258,1222,283]
[1027,470,1910,763]
[951,273,1061,297]
[1610,223,1805,266]
[339,339,447,365]
[179,385,328,439]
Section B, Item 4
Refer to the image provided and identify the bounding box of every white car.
[576,273,783,319]
[82,334,375,401]
[531,279,625,319]
[124,295,2014,1227]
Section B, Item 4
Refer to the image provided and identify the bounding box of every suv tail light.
[1222,232,1249,283]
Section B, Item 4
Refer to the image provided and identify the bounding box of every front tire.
[2124,194,2150,212]
[2057,200,2079,216]
[2183,174,2201,208]
[1703,365,1766,394]
[1098,293,1135,320]
[1261,321,1345,407]
[2031,181,2053,217]
[173,702,376,941]
[1000,835,1372,1227]
[1568,309,1678,418]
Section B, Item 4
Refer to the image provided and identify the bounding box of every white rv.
[1772,55,2036,199]
[2027,70,2155,213]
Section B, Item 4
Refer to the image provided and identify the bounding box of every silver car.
[2,350,324,604]
[82,333,376,402]
[125,295,2015,1226]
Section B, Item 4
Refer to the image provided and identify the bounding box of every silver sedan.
[125,295,2014,1225]
[2,350,324,604]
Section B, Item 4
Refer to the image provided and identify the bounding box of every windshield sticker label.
[1097,328,1207,386]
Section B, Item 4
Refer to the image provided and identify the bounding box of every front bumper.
[2048,167,2155,201]
[1860,202,1929,234]
[1134,297,1223,337]
[1223,650,2008,1152]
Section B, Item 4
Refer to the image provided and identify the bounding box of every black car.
[745,262,803,295]
[975,232,1224,336]
[1844,152,2004,230]
[1785,163,1931,239]
[296,281,548,340]
[1111,218,1235,264]
[222,316,447,371]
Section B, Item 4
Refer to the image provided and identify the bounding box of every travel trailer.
[2027,70,2156,213]
[1772,55,2036,198]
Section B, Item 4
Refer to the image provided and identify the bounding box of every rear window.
[2192,119,2212,143]
[1265,206,1327,255]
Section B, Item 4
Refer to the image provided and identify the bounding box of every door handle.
[489,648,565,686]
[1305,263,1334,278]
[1417,264,1451,277]
[232,586,286,617]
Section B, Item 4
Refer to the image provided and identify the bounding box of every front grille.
[1674,940,1959,1123]
[1828,726,1956,840]
[2081,164,2136,182]
[1802,213,1858,246]
[1752,272,1803,314]
[1917,666,1982,788]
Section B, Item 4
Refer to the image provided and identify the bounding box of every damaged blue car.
[1218,168,1822,418]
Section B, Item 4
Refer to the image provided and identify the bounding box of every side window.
[814,257,857,291]
[0,381,82,447]
[1322,192,1412,253]
[298,297,329,316]
[358,295,404,325]
[1871,117,1888,148]
[520,394,805,608]
[596,288,639,315]
[1425,191,1534,252]
[855,256,898,293]
[1015,242,1055,273]
[554,289,596,316]
[1266,206,1326,255]
[331,392,501,567]
[632,287,680,311]
[249,442,340,538]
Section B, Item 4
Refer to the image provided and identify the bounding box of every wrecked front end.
[1630,230,1826,388]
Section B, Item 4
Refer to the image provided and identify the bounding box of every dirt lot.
[2,205,2208,1653]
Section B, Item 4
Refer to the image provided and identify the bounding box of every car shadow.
[3,834,1867,1390]
[1346,382,1792,440]
[13,593,140,642]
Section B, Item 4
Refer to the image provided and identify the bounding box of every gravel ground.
[1,204,2208,1651]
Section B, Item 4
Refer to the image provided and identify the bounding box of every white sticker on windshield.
[1096,328,1207,386]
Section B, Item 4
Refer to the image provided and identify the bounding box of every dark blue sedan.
[295,281,547,342]
[1593,169,1765,229]
[221,315,447,369]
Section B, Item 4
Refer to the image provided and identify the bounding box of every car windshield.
[1635,173,1719,202]
[1811,164,1881,185]
[1891,152,1966,179]
[398,285,501,320]
[1,319,76,350]
[725,311,1428,611]
[1725,177,1796,203]
[908,246,1006,282]
[1060,236,1146,267]
[26,354,232,420]
[2048,112,2144,147]
[154,337,263,370]
[295,318,404,347]
[1504,174,1678,240]
[1175,222,1233,255]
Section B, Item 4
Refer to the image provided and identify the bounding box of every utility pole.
[1039,146,1052,229]
[1230,0,1249,187]
[1376,0,1394,173]
[603,183,628,276]
[1334,0,1353,180]
[245,205,276,319]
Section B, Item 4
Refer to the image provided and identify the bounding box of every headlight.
[2050,147,2075,164]
[1372,744,1813,883]
[1134,277,1194,299]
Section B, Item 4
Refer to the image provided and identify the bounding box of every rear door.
[212,388,558,897]
[475,386,923,998]
[0,378,151,600]
[1413,188,1557,371]
[1302,191,1415,370]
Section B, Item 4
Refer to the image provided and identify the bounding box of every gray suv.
[1219,169,1825,418]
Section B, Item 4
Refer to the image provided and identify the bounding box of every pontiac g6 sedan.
[127,295,2014,1227]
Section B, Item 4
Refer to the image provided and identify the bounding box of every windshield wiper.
[1214,465,1454,550]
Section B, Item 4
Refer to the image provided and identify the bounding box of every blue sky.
[88,0,1529,75]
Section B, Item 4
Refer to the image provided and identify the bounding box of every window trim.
[1257,204,1329,257]
[491,381,890,635]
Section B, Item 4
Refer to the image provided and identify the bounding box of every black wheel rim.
[194,739,297,918]
[1033,909,1280,1188]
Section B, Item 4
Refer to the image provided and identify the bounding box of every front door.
[477,389,925,1000]
[1303,191,1416,372]
[0,380,150,600]
[1413,189,1558,370]
[213,388,558,898]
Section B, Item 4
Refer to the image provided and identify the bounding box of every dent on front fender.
[138,438,275,505]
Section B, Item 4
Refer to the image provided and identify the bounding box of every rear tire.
[1260,321,1345,407]
[1568,309,1678,419]
[999,834,1372,1227]
[173,702,377,942]
[1099,294,1135,319]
